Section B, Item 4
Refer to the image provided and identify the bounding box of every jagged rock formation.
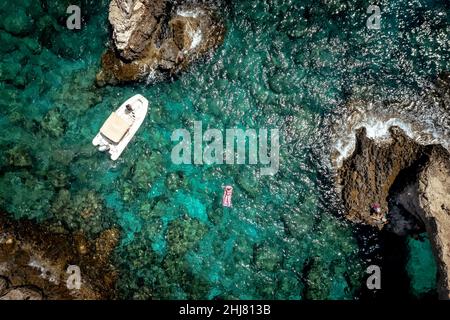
[0,284,43,300]
[416,149,450,299]
[337,72,450,299]
[0,212,119,300]
[338,128,450,299]
[383,147,450,299]
[96,0,225,86]
[338,127,433,225]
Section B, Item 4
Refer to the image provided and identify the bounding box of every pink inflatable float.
[222,186,233,207]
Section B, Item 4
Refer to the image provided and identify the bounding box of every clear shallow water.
[0,0,448,299]
[407,234,437,297]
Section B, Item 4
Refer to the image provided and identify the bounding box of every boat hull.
[93,94,148,160]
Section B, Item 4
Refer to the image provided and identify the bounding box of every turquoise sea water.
[407,234,438,297]
[0,0,448,299]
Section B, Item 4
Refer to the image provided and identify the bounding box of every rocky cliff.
[96,0,225,86]
[338,127,432,226]
[417,149,450,299]
[338,128,450,299]
[335,71,450,299]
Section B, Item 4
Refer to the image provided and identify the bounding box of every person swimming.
[222,185,233,207]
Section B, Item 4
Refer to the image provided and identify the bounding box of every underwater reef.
[96,0,226,86]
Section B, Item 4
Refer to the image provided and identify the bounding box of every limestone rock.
[417,149,450,299]
[0,276,10,295]
[338,127,429,226]
[109,0,165,61]
[96,0,225,86]
[338,127,450,299]
[0,286,43,300]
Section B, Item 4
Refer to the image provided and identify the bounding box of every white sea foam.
[331,101,450,168]
[177,8,203,18]
[189,29,202,50]
[28,257,60,284]
[145,68,157,85]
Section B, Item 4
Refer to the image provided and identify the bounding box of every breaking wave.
[328,80,450,168]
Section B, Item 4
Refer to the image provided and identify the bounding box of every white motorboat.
[93,94,148,160]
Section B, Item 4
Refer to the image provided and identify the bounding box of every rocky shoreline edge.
[0,212,119,300]
[96,0,226,86]
[338,126,449,299]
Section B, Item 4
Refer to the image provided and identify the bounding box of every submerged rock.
[5,146,34,168]
[255,243,281,272]
[2,8,34,36]
[41,108,67,138]
[49,188,113,237]
[0,212,119,300]
[302,258,332,300]
[166,216,208,257]
[96,0,225,86]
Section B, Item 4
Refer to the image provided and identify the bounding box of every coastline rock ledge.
[338,73,450,299]
[96,0,226,86]
[339,127,450,299]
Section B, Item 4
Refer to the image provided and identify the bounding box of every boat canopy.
[100,112,132,143]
